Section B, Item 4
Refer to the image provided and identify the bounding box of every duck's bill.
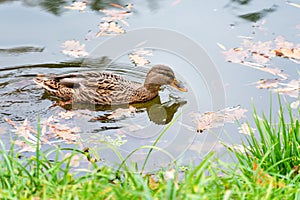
[170,79,188,92]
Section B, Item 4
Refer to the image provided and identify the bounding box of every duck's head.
[144,65,187,92]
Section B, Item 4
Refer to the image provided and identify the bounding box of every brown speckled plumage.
[34,65,187,105]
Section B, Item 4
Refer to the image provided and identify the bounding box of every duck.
[34,65,187,105]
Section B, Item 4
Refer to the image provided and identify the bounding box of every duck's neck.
[130,84,159,103]
[144,83,160,93]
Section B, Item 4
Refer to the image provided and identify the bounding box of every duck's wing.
[34,72,143,104]
[80,72,143,104]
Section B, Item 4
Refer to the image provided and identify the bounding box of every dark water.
[0,0,299,171]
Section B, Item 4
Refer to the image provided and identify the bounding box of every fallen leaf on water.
[192,111,224,133]
[274,36,294,49]
[61,40,88,58]
[274,79,300,98]
[256,79,279,89]
[238,123,256,135]
[246,65,289,80]
[58,111,76,119]
[274,48,300,60]
[48,122,81,144]
[192,106,247,133]
[64,1,87,11]
[107,106,136,120]
[223,106,248,123]
[242,39,273,57]
[10,119,38,144]
[128,49,152,66]
[252,52,271,64]
[100,7,132,26]
[129,54,150,66]
[14,140,36,153]
[223,48,248,63]
[222,142,249,154]
[96,21,125,37]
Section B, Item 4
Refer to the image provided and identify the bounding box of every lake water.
[0,0,299,172]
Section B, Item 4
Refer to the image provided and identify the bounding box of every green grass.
[0,99,300,199]
[234,97,300,177]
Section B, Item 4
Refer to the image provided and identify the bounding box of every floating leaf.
[14,140,36,153]
[245,64,289,80]
[274,48,300,60]
[223,48,248,63]
[256,79,279,89]
[238,123,256,135]
[96,21,125,37]
[223,142,249,154]
[192,106,247,133]
[252,52,271,64]
[100,7,132,26]
[274,36,294,49]
[61,40,88,58]
[64,1,87,11]
[58,111,76,119]
[129,54,150,66]
[242,39,273,57]
[128,49,152,66]
[107,106,136,120]
[274,79,300,98]
[49,124,80,143]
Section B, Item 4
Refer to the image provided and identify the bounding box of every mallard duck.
[34,65,187,105]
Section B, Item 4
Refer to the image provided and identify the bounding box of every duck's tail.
[33,77,61,95]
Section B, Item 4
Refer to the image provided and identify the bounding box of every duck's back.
[34,72,143,105]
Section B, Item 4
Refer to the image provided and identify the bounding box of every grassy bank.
[0,100,299,199]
